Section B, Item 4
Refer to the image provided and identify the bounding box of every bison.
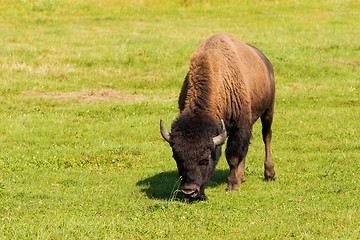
[160,33,276,200]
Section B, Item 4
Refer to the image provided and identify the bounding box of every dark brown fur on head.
[170,111,221,155]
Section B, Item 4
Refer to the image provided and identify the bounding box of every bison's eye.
[199,159,209,166]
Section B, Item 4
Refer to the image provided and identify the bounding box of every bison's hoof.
[226,185,239,192]
[265,174,276,181]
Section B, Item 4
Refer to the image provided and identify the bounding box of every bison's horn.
[213,119,227,147]
[160,117,172,144]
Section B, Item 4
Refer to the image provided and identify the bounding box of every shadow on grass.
[136,169,229,200]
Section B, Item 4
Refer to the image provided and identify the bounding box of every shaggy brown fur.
[162,33,276,199]
[179,33,275,127]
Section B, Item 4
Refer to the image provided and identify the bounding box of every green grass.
[1,0,360,238]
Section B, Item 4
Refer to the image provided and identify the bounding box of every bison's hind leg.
[261,108,276,180]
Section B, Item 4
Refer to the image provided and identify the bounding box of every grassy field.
[1,0,360,238]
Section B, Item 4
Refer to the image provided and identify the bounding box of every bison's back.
[180,33,275,127]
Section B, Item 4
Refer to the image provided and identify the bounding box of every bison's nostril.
[180,185,200,198]
[181,188,197,195]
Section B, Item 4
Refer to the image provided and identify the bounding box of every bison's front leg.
[226,155,246,191]
[225,129,250,191]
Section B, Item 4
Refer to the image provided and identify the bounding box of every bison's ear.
[212,119,227,147]
[160,117,172,144]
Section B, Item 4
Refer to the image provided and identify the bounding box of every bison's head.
[160,114,227,200]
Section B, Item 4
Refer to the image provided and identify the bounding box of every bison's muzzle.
[180,183,200,198]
